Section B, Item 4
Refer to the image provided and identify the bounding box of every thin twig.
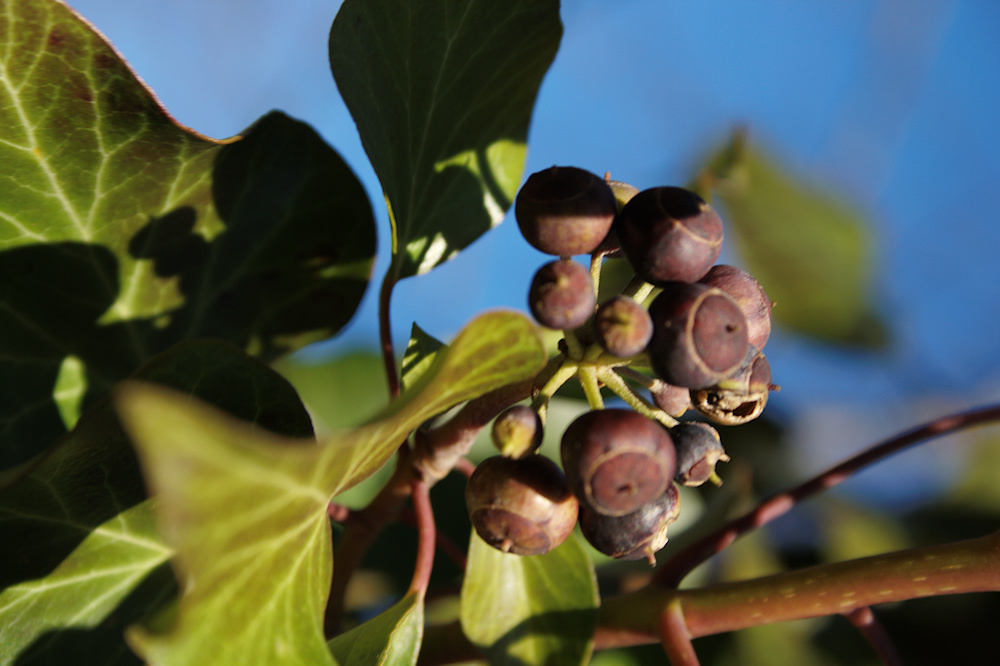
[378,270,401,399]
[408,478,436,598]
[660,599,700,666]
[654,403,1000,587]
[843,607,903,666]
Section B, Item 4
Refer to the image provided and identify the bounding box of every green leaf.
[702,132,885,346]
[400,324,446,393]
[0,0,376,466]
[460,533,599,666]
[330,0,561,280]
[0,341,313,664]
[327,592,423,666]
[114,311,545,665]
[0,501,171,665]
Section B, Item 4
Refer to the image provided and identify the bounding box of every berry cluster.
[465,166,776,564]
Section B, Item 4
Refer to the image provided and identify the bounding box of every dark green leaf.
[460,533,599,665]
[327,592,423,666]
[330,0,561,280]
[0,0,375,466]
[0,340,313,663]
[702,132,885,346]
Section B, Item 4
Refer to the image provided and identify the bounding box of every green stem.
[578,365,604,410]
[598,367,677,427]
[531,359,579,423]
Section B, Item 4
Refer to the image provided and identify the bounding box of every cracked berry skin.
[466,455,579,556]
[692,346,774,425]
[578,483,681,565]
[614,187,723,285]
[515,166,618,256]
[528,258,595,330]
[647,282,749,389]
[561,409,676,517]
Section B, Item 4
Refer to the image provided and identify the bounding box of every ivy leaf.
[460,533,599,665]
[0,340,314,663]
[400,324,446,393]
[327,592,423,666]
[330,0,562,281]
[0,0,376,467]
[701,132,885,346]
[114,311,545,665]
[0,501,171,665]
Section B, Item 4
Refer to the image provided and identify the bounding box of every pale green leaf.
[327,592,423,666]
[460,533,599,665]
[330,0,562,280]
[113,311,545,665]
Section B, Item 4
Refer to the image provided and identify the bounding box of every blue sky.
[69,1,1000,502]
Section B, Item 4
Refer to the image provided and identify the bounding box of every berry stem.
[578,365,604,410]
[531,359,580,423]
[590,252,604,296]
[597,367,678,427]
[654,402,1000,587]
[622,274,656,304]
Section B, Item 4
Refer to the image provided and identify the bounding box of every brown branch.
[378,271,401,399]
[601,530,1000,645]
[419,531,1000,663]
[654,403,1000,587]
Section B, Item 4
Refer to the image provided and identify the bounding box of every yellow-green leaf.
[460,533,599,665]
[114,311,545,665]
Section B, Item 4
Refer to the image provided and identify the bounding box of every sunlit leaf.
[401,324,445,393]
[0,501,171,665]
[327,592,423,666]
[701,132,885,346]
[460,533,599,665]
[114,311,545,665]
[0,0,375,467]
[330,0,561,280]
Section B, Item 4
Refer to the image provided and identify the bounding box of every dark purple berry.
[561,409,676,517]
[492,405,544,459]
[593,296,653,358]
[466,455,579,556]
[578,483,681,565]
[528,258,596,330]
[670,422,729,487]
[614,187,723,285]
[515,166,618,256]
[691,347,775,425]
[700,264,772,350]
[647,282,749,389]
[651,381,692,417]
